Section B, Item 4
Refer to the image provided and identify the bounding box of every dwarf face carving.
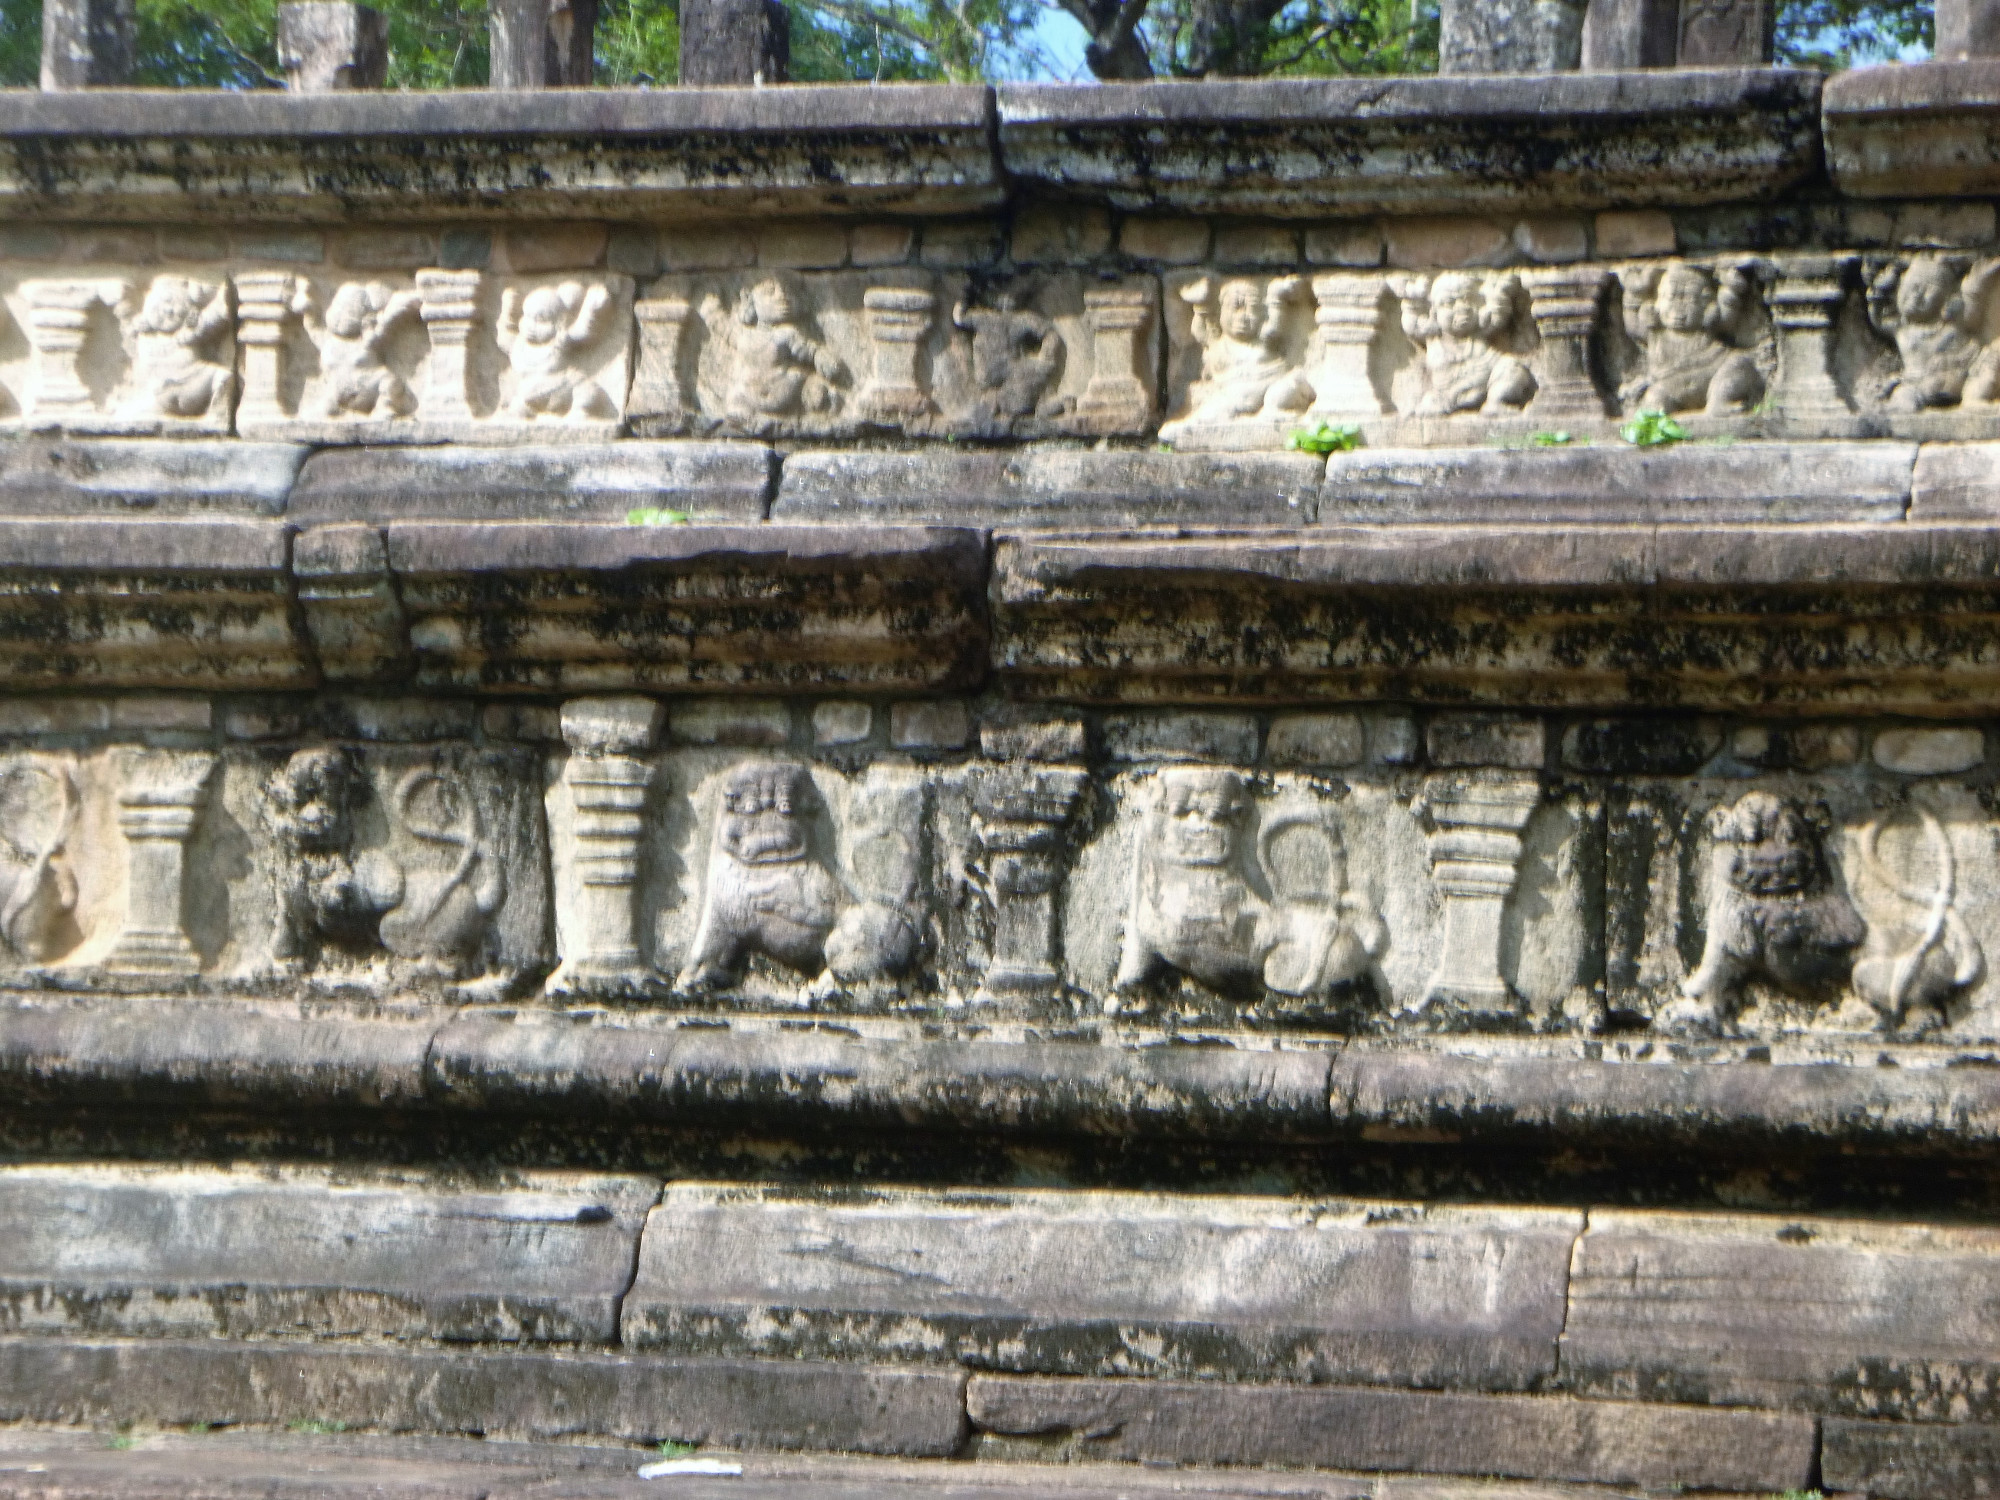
[1657,263,1718,333]
[1160,768,1248,868]
[718,762,817,865]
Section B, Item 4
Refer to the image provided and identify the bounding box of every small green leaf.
[1529,430,1573,447]
[1619,410,1687,448]
[1286,421,1362,454]
[656,1440,697,1458]
[626,507,691,526]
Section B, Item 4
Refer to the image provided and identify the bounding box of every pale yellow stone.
[813,701,874,745]
[503,224,609,273]
[1213,224,1300,267]
[1267,714,1364,767]
[70,228,158,265]
[1011,206,1112,266]
[1512,216,1588,264]
[1874,727,1984,776]
[660,227,756,272]
[920,220,1003,268]
[849,223,916,267]
[1593,210,1676,259]
[757,221,850,269]
[333,229,437,270]
[1304,223,1384,268]
[159,228,229,263]
[1382,216,1512,270]
[1895,202,1998,249]
[1120,217,1211,265]
[110,696,212,732]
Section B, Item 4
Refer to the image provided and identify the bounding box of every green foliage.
[1287,420,1361,454]
[596,0,678,82]
[656,1440,697,1457]
[627,506,691,525]
[288,1419,349,1435]
[1777,0,1927,69]
[1529,430,1574,447]
[1620,409,1687,447]
[105,1431,137,1452]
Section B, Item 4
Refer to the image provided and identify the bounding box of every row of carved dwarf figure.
[1161,252,2000,443]
[0,264,1158,441]
[0,716,1990,1040]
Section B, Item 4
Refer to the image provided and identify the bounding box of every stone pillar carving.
[859,287,936,425]
[234,272,306,424]
[1072,286,1155,434]
[1938,0,2000,58]
[1522,266,1610,420]
[415,269,481,421]
[971,765,1088,1003]
[1440,0,1583,71]
[41,0,134,88]
[551,696,663,996]
[1418,771,1540,1020]
[1768,253,1857,421]
[1306,273,1386,420]
[1580,0,1677,67]
[22,281,120,417]
[1677,0,1773,64]
[630,297,692,433]
[489,0,551,85]
[277,2,387,89]
[104,751,216,977]
[680,0,790,84]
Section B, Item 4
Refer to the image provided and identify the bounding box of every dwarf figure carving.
[679,761,917,992]
[1175,276,1313,423]
[499,280,617,420]
[315,281,422,419]
[1394,271,1537,417]
[129,276,237,419]
[953,289,1064,430]
[0,760,77,964]
[1852,807,1984,1033]
[699,275,846,433]
[1668,790,1865,1033]
[1114,767,1384,1003]
[264,748,400,968]
[1619,260,1765,416]
[1867,255,2000,412]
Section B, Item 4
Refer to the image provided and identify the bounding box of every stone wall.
[6,64,2000,1500]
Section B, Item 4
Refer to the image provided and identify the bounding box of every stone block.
[1895,200,1997,246]
[1823,1417,2000,1500]
[437,227,492,269]
[276,3,388,91]
[0,1166,656,1344]
[680,0,790,85]
[1913,443,2000,520]
[159,226,228,261]
[1427,715,1545,770]
[980,710,1088,763]
[660,226,757,271]
[0,700,113,736]
[331,229,437,269]
[670,699,791,747]
[40,0,134,88]
[1563,1209,2000,1420]
[481,703,563,743]
[849,223,916,267]
[1594,208,1676,257]
[289,445,775,523]
[1512,215,1587,262]
[1579,0,1676,67]
[1304,222,1384,267]
[502,224,608,273]
[757,221,850,270]
[920,220,1004,268]
[232,228,325,265]
[1266,713,1364,767]
[1874,726,1984,775]
[1677,0,1772,64]
[624,1185,1577,1388]
[1383,215,1512,269]
[1321,445,1915,525]
[1118,217,1210,265]
[1939,0,2000,59]
[0,226,64,260]
[605,226,658,276]
[1104,712,1259,764]
[812,702,874,746]
[1440,0,1584,72]
[321,695,478,741]
[560,695,664,755]
[774,452,1314,526]
[107,695,210,732]
[1213,224,1300,266]
[889,701,970,751]
[1010,206,1111,265]
[966,1376,1814,1492]
[66,227,155,263]
[0,1340,967,1456]
[1562,718,1720,775]
[1369,714,1420,765]
[0,441,305,517]
[1826,62,2000,200]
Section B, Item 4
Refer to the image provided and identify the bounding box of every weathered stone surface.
[1563,1209,2000,1420]
[680,0,790,86]
[623,1185,1576,1388]
[276,3,388,91]
[0,440,304,516]
[1579,0,1677,68]
[1939,0,2000,59]
[0,90,1003,222]
[773,452,1317,525]
[0,1166,654,1343]
[290,444,775,522]
[1322,443,1914,523]
[0,1340,967,1455]
[1439,0,1583,73]
[965,1376,1816,1492]
[40,0,133,88]
[1874,725,1985,774]
[1912,442,2000,519]
[1823,1417,2000,1500]
[995,72,1821,218]
[343,523,986,694]
[1826,61,2000,201]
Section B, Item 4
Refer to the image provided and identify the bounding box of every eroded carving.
[315,281,423,419]
[498,279,618,420]
[1617,259,1766,417]
[699,275,847,434]
[1668,791,1865,1033]
[129,276,237,421]
[1393,271,1536,416]
[1867,254,2000,412]
[1853,807,1985,1031]
[1172,276,1313,426]
[951,289,1064,434]
[0,759,77,964]
[1113,767,1383,1009]
[265,747,394,968]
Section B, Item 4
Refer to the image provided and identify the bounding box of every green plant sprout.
[656,1440,697,1457]
[1620,410,1687,447]
[1528,431,1574,447]
[626,507,690,526]
[1286,421,1362,454]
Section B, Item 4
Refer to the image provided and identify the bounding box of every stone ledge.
[0,1339,968,1455]
[965,1375,1817,1492]
[1822,1416,2000,1500]
[997,70,1822,217]
[0,442,307,518]
[1824,59,2000,200]
[0,88,1002,223]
